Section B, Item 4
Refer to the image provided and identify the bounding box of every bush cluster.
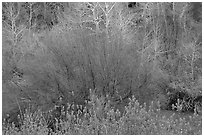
[164,80,202,114]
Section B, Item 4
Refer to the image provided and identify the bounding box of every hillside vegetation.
[2,2,202,135]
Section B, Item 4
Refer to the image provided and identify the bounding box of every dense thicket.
[2,2,202,132]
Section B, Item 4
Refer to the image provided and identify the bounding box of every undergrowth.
[2,96,202,135]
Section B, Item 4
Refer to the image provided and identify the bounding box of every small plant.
[172,99,184,112]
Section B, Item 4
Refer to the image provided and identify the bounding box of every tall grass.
[2,94,202,135]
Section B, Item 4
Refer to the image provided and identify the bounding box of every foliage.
[2,93,202,135]
[2,2,202,135]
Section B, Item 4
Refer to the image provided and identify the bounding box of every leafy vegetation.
[2,93,202,135]
[2,2,202,135]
